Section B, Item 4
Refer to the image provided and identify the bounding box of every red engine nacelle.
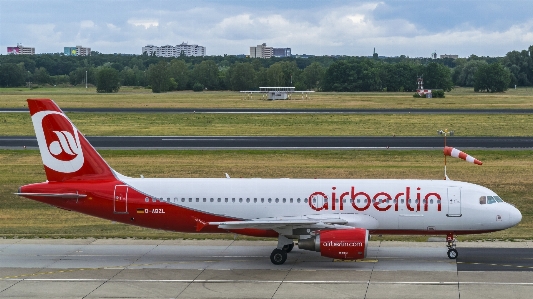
[298,228,368,260]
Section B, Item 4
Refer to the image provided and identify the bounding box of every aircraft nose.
[508,205,522,227]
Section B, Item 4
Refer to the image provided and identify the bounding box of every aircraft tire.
[270,249,288,265]
[447,248,458,259]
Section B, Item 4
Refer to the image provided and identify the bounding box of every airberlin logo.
[322,241,363,247]
[308,186,442,212]
[31,111,84,173]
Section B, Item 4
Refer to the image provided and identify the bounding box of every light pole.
[85,70,88,89]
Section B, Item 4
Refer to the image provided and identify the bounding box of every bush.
[432,90,445,98]
[192,82,204,92]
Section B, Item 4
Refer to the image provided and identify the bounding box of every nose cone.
[509,205,522,227]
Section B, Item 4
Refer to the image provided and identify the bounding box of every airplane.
[17,99,522,265]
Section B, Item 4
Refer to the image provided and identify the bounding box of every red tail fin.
[28,99,116,182]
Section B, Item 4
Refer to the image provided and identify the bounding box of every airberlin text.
[308,186,442,212]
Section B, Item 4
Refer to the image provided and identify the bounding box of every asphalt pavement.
[2,136,533,150]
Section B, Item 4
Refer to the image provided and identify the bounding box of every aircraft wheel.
[447,248,458,259]
[270,249,287,265]
[282,243,294,253]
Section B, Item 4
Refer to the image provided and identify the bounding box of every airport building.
[64,45,91,56]
[6,44,35,55]
[142,43,206,57]
[250,43,291,58]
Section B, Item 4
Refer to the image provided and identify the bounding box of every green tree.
[147,61,170,93]
[302,62,325,90]
[228,62,256,91]
[474,63,511,93]
[267,63,284,86]
[0,63,26,87]
[33,67,51,84]
[168,59,189,90]
[322,58,382,92]
[380,62,420,92]
[120,67,137,86]
[69,67,95,86]
[96,67,120,93]
[453,60,488,87]
[192,60,219,90]
[421,63,453,91]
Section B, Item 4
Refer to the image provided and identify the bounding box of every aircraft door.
[114,185,129,214]
[446,187,461,217]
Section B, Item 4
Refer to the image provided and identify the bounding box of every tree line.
[0,45,531,93]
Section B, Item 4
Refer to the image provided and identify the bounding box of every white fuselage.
[121,176,521,233]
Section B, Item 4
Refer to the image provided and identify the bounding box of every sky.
[1,0,532,58]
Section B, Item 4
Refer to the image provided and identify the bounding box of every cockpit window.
[480,195,504,205]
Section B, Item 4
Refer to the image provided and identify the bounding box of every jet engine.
[298,228,368,260]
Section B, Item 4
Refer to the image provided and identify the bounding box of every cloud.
[127,19,159,29]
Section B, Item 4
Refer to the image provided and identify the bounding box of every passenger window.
[268,198,272,203]
[343,199,346,203]
[218,198,221,202]
[232,198,235,203]
[261,198,264,203]
[239,198,242,203]
[275,198,279,203]
[290,198,293,203]
[189,198,192,202]
[203,198,206,202]
[246,198,250,203]
[145,197,149,202]
[479,196,487,205]
[210,198,214,202]
[304,198,308,203]
[254,198,257,203]
[297,198,301,203]
[283,198,286,203]
[196,198,199,202]
[181,198,185,202]
[430,199,434,204]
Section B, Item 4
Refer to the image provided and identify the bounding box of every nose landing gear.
[446,233,458,259]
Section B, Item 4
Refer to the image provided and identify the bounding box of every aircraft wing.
[210,218,348,229]
[209,213,379,230]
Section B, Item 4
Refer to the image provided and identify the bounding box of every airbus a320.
[17,99,522,265]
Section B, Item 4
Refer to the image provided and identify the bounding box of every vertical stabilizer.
[28,99,116,182]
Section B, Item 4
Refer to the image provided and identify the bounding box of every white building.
[142,43,206,57]
[250,43,273,58]
[7,44,35,55]
[64,45,91,56]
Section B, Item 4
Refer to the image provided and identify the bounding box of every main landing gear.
[446,233,458,259]
[270,236,294,265]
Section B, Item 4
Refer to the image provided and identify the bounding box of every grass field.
[1,86,533,109]
[2,112,533,137]
[1,149,531,241]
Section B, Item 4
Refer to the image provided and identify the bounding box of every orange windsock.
[443,146,482,165]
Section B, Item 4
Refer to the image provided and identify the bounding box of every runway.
[2,136,533,150]
[1,239,532,298]
[3,108,533,114]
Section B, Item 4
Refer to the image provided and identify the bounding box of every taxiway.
[1,239,532,298]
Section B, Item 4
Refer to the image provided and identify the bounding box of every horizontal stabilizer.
[15,193,87,199]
